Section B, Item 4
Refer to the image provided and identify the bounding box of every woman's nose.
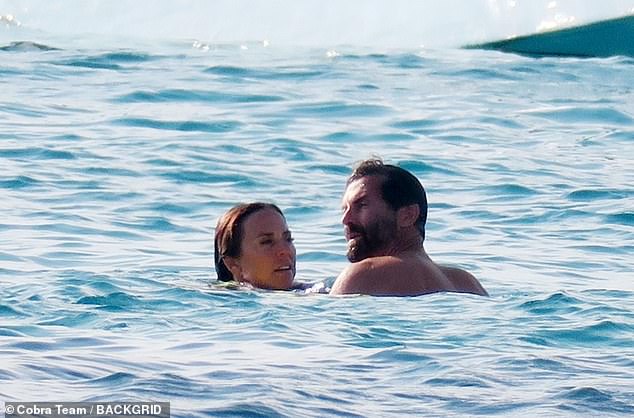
[276,240,294,256]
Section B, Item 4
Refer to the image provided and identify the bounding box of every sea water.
[1,24,634,418]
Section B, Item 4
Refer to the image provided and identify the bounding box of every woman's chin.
[272,269,295,289]
[249,273,295,290]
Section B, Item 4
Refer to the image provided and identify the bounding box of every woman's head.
[214,203,296,290]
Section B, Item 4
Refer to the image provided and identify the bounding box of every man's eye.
[260,239,273,245]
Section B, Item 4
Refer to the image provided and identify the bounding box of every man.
[330,158,488,297]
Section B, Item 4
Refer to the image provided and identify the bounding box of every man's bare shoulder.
[330,255,488,297]
[330,256,450,296]
[330,256,404,296]
[439,265,488,296]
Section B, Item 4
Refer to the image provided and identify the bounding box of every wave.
[113,117,242,133]
[115,89,284,104]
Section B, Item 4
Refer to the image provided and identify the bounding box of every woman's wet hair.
[348,158,428,241]
[214,202,284,281]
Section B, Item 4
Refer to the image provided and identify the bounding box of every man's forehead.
[343,176,382,200]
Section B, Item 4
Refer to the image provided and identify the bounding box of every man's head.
[341,158,428,262]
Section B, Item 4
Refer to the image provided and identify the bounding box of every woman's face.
[226,208,296,290]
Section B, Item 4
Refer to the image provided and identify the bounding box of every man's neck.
[373,228,423,257]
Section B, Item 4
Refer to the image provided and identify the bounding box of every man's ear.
[223,256,243,281]
[396,204,419,228]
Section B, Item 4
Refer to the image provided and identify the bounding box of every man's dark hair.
[347,158,428,241]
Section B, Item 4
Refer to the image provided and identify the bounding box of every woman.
[214,202,301,290]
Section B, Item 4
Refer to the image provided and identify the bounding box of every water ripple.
[87,372,137,386]
[290,102,390,117]
[0,304,29,318]
[0,176,41,189]
[204,65,327,81]
[54,51,159,70]
[567,189,632,201]
[519,292,584,315]
[604,212,634,226]
[114,118,242,132]
[556,386,634,414]
[116,89,284,104]
[0,147,76,160]
[524,106,633,125]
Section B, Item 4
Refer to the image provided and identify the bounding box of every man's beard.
[346,216,397,262]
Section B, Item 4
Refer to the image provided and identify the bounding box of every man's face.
[341,175,398,262]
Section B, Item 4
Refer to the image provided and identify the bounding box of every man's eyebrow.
[341,193,367,210]
[351,193,368,204]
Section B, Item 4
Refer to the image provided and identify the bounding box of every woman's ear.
[223,256,243,281]
[396,204,420,228]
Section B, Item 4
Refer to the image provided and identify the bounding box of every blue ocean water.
[1,32,633,417]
